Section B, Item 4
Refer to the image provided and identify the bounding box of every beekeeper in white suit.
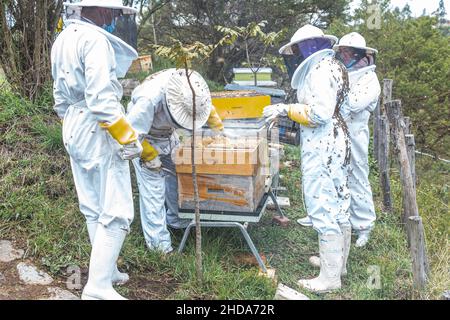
[335,32,380,246]
[127,69,224,254]
[263,24,351,293]
[297,32,380,248]
[51,0,141,300]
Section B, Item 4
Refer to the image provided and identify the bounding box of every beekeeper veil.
[164,69,212,131]
[279,25,337,82]
[63,0,138,77]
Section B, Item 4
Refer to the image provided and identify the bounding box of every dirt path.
[0,239,79,300]
[0,239,180,300]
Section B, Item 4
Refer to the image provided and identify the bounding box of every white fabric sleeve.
[52,82,69,119]
[126,96,158,136]
[305,63,339,126]
[81,34,123,124]
[348,71,381,113]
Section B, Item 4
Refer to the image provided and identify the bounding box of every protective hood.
[291,49,335,89]
[164,69,212,130]
[64,1,138,52]
[63,0,138,14]
[334,32,378,54]
[65,19,137,78]
[282,38,334,82]
[279,24,338,55]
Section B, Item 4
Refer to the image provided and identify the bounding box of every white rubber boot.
[296,216,313,227]
[87,222,129,285]
[355,229,371,247]
[82,224,128,300]
[298,233,344,293]
[308,226,351,276]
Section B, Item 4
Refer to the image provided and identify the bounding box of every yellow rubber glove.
[141,139,159,162]
[100,116,138,145]
[207,106,224,132]
[287,104,314,127]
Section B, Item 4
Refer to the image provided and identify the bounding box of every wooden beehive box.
[175,136,269,212]
[128,55,153,74]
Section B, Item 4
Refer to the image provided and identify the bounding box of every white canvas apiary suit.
[52,0,140,300]
[126,69,223,253]
[264,25,352,293]
[335,32,381,247]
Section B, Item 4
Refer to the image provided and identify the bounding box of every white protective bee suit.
[335,32,381,247]
[264,25,351,293]
[126,69,223,253]
[52,0,141,300]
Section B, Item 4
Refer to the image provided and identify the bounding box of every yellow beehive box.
[211,91,271,120]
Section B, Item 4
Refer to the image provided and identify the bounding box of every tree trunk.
[0,0,64,101]
[184,62,203,284]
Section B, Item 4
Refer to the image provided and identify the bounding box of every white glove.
[142,156,162,170]
[119,140,143,160]
[221,129,239,139]
[263,104,290,122]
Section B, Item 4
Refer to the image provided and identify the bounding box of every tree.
[0,0,64,101]
[139,0,351,82]
[401,4,412,19]
[153,33,235,284]
[328,3,450,158]
[438,0,447,24]
[122,0,171,39]
[217,21,285,86]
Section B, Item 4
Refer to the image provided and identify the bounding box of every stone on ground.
[0,240,24,262]
[274,283,309,300]
[42,287,79,300]
[16,262,53,285]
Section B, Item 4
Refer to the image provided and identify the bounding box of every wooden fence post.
[403,116,412,135]
[386,100,429,290]
[385,100,419,220]
[405,134,416,189]
[406,216,430,290]
[373,79,392,162]
[378,115,392,212]
[375,79,393,164]
[383,79,393,103]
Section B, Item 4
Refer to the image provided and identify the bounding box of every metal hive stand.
[177,188,286,274]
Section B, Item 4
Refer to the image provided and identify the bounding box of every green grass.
[0,87,448,299]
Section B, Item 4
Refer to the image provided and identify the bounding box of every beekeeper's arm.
[83,34,142,159]
[263,63,337,127]
[347,71,381,113]
[51,49,69,121]
[52,84,69,120]
[126,92,160,162]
